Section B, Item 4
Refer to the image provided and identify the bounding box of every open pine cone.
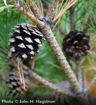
[63,30,90,59]
[6,71,29,95]
[9,23,45,59]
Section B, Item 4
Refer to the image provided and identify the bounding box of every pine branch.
[30,3,43,19]
[10,57,75,97]
[46,0,57,23]
[7,0,82,94]
[69,5,83,87]
[76,60,83,87]
[70,6,75,30]
[38,23,82,94]
[29,1,82,94]
[31,57,35,70]
[29,71,75,97]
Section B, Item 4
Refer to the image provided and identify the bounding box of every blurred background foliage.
[0,0,96,104]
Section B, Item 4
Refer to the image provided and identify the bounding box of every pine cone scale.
[63,30,90,59]
[9,23,44,59]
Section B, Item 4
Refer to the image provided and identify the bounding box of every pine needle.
[17,61,26,90]
[3,0,10,11]
[36,0,44,16]
[53,0,77,22]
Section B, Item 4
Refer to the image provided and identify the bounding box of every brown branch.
[7,0,82,94]
[30,57,35,70]
[10,57,75,97]
[38,23,82,94]
[57,31,62,48]
[70,5,83,87]
[46,0,57,23]
[70,6,75,30]
[76,60,83,87]
[29,71,75,97]
[30,3,43,19]
[4,1,96,104]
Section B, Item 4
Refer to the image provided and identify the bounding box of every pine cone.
[6,71,29,95]
[9,23,45,59]
[63,30,90,59]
